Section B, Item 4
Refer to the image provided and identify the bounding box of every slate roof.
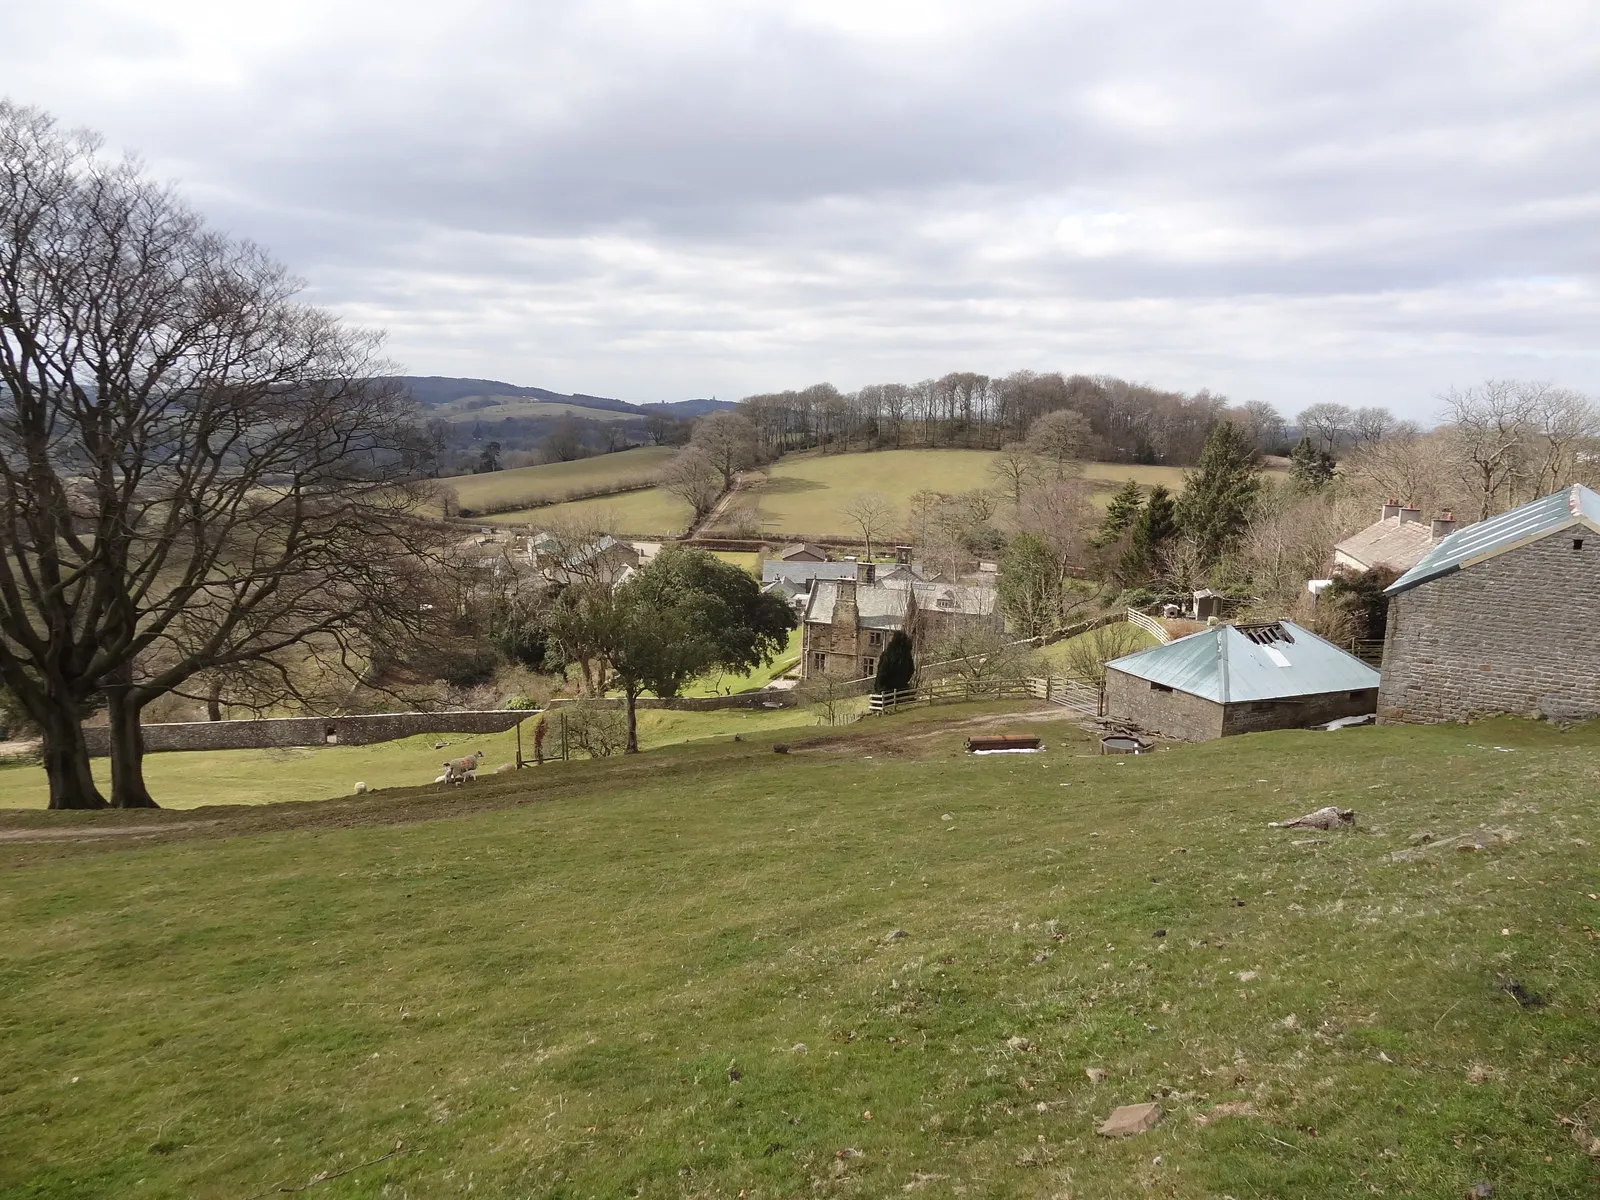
[776,542,829,560]
[1105,620,1379,704]
[762,560,860,587]
[1386,485,1600,596]
[1334,516,1438,573]
[804,580,909,628]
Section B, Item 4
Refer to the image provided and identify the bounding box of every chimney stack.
[1381,500,1402,520]
[1398,506,1421,524]
[861,562,876,585]
[1431,513,1456,540]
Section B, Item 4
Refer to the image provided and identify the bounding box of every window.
[862,657,877,677]
[1348,690,1365,699]
[811,652,827,672]
[1575,538,1585,550]
[868,631,883,647]
[1150,682,1173,694]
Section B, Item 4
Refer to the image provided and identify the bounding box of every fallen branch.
[244,1143,407,1199]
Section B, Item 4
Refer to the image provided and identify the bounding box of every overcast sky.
[5,1,1599,415]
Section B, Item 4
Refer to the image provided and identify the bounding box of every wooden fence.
[868,674,1101,717]
[1125,608,1172,644]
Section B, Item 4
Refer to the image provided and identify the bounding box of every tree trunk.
[624,688,639,754]
[39,706,107,810]
[207,678,223,722]
[106,687,160,809]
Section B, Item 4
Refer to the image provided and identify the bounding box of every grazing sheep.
[353,781,368,795]
[492,762,517,775]
[441,750,485,786]
[433,773,448,784]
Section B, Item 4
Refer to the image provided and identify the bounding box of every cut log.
[966,734,1042,753]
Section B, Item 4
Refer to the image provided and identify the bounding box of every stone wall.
[83,710,536,756]
[1107,671,1376,741]
[1221,688,1378,736]
[1378,530,1600,724]
[1104,670,1224,741]
[545,690,800,712]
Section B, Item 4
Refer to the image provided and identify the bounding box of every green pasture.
[1,710,1595,1197]
[482,485,693,534]
[440,446,675,513]
[0,705,821,810]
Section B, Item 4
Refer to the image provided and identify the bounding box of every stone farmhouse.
[1333,502,1459,575]
[801,576,1000,681]
[1104,620,1379,741]
[1378,484,1600,724]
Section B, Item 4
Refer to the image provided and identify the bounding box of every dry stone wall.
[83,710,534,756]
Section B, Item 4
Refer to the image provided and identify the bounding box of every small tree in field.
[1058,622,1150,697]
[873,630,915,694]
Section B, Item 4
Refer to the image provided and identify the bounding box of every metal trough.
[965,734,1042,753]
[1099,733,1149,755]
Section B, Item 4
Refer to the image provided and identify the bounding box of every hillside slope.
[2,711,1595,1197]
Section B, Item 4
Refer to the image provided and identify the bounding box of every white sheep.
[353,781,368,795]
[441,750,485,786]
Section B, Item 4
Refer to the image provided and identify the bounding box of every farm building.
[1334,502,1458,574]
[1377,484,1600,724]
[1104,620,1380,741]
[533,534,641,586]
[801,577,1000,681]
[775,542,830,562]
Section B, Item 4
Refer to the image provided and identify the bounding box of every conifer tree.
[1176,421,1262,567]
[1121,484,1177,583]
[1093,480,1144,547]
[1288,435,1335,491]
[874,630,916,694]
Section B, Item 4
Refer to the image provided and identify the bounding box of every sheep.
[441,750,485,786]
[353,781,368,795]
[433,773,448,784]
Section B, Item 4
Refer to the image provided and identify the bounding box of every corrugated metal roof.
[1385,485,1600,595]
[1105,620,1379,703]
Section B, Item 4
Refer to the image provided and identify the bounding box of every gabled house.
[775,542,830,562]
[1334,502,1458,575]
[801,577,1000,681]
[1378,484,1600,723]
[535,534,641,586]
[1104,620,1380,741]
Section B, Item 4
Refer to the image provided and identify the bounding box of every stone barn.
[1104,620,1380,741]
[1378,484,1600,724]
[801,577,1000,681]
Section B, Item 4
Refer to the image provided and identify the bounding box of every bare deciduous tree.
[661,447,724,525]
[1057,622,1149,696]
[1026,408,1090,477]
[1441,380,1542,518]
[1297,402,1354,455]
[988,444,1038,506]
[842,491,896,562]
[690,411,758,491]
[0,102,441,809]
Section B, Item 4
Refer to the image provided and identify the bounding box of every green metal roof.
[1105,620,1379,704]
[1386,484,1600,596]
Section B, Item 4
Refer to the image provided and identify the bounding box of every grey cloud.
[3,0,1600,411]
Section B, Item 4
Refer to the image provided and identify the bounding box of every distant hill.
[389,377,735,419]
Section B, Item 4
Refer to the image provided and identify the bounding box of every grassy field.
[710,451,1206,541]
[440,446,676,514]
[2,707,1597,1197]
[482,486,693,534]
[468,450,1278,539]
[0,705,825,810]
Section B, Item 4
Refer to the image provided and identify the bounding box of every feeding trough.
[1100,733,1149,755]
[965,734,1042,754]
